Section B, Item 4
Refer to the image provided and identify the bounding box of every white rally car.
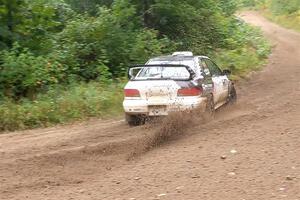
[123,52,237,125]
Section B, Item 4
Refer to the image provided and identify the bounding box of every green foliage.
[239,0,263,8]
[218,0,239,16]
[130,0,235,53]
[266,0,300,32]
[269,14,300,32]
[0,0,25,49]
[213,19,271,79]
[0,81,124,131]
[0,44,65,99]
[248,0,300,32]
[269,0,300,15]
[0,0,71,53]
[53,2,170,78]
[64,0,113,15]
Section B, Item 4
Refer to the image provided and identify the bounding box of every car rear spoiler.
[128,64,196,80]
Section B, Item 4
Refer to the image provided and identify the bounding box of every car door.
[204,59,229,105]
[198,58,214,97]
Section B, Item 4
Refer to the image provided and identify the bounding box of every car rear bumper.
[123,97,206,116]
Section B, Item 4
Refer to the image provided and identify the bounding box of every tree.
[0,0,24,49]
[0,0,72,53]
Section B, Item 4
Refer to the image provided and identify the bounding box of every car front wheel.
[228,85,237,104]
[204,94,215,119]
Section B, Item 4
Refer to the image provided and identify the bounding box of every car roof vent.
[172,51,193,56]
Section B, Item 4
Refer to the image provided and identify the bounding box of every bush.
[212,19,271,79]
[0,45,65,99]
[52,3,173,79]
[0,81,124,131]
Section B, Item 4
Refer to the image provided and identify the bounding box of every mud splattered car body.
[123,52,236,125]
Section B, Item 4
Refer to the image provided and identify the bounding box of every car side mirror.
[223,69,231,76]
[203,68,210,76]
[128,67,142,79]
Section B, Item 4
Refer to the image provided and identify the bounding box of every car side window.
[205,59,222,76]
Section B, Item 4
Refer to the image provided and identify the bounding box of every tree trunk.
[142,0,151,28]
[6,1,14,48]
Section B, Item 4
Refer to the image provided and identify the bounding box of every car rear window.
[135,66,190,80]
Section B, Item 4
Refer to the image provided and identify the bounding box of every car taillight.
[177,87,202,96]
[124,89,140,97]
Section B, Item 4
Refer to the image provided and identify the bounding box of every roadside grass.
[263,11,300,32]
[213,26,271,80]
[0,81,124,132]
[215,45,270,80]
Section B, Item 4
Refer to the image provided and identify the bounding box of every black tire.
[205,94,215,119]
[125,114,145,126]
[228,85,237,104]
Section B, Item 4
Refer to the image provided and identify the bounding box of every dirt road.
[0,11,300,200]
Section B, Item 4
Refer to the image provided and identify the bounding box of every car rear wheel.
[125,114,145,126]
